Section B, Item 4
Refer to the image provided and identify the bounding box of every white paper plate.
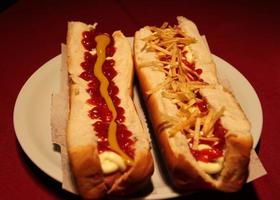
[13,54,263,199]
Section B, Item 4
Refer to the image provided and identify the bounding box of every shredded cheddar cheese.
[143,23,226,174]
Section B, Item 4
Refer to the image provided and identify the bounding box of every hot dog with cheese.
[133,16,253,192]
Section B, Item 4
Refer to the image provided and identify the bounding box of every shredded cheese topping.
[142,23,226,172]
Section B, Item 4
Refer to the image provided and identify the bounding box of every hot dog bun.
[134,16,253,192]
[66,22,153,199]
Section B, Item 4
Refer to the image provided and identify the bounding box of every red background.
[1,0,279,199]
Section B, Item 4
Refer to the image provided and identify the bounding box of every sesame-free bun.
[133,16,253,192]
[66,22,154,199]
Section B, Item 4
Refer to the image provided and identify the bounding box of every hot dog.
[133,16,253,192]
[66,22,154,199]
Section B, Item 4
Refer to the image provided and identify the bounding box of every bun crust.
[68,145,106,199]
[66,22,153,199]
[134,16,253,192]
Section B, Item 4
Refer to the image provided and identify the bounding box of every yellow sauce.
[94,34,133,165]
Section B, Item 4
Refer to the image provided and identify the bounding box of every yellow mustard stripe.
[94,34,133,165]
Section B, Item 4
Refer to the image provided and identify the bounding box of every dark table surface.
[1,0,279,199]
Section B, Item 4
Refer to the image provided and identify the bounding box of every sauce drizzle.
[80,29,134,163]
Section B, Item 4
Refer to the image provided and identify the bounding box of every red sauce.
[188,120,227,162]
[191,148,223,162]
[194,91,209,113]
[182,59,195,70]
[82,31,97,51]
[195,68,203,75]
[182,59,203,81]
[196,99,208,113]
[159,55,171,62]
[212,119,226,150]
[116,124,134,158]
[80,28,134,158]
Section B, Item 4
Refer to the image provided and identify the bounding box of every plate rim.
[13,54,63,182]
